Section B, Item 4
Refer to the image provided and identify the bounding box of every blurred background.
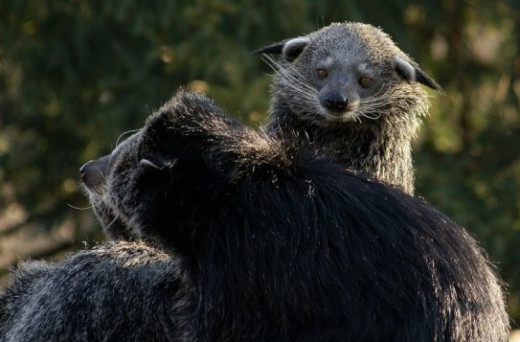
[1,0,519,328]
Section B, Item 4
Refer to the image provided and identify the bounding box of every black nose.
[79,161,94,175]
[320,92,348,113]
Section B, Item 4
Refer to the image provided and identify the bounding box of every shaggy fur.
[0,90,509,341]
[258,22,442,194]
[0,242,191,341]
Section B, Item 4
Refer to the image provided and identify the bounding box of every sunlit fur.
[261,22,438,195]
[80,141,140,241]
[1,90,509,341]
[0,241,192,341]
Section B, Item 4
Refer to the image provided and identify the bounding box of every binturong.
[258,22,442,195]
[1,91,509,341]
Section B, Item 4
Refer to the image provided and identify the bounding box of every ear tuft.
[393,56,442,91]
[254,41,286,55]
[415,69,443,92]
[255,37,310,63]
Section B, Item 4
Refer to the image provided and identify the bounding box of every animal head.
[258,22,441,125]
[80,90,295,247]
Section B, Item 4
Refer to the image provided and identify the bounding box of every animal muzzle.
[319,92,358,115]
[80,155,111,194]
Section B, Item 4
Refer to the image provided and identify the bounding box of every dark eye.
[316,68,328,79]
[358,76,372,88]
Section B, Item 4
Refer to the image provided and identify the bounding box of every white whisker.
[104,212,122,232]
[115,129,140,149]
[263,56,318,105]
[67,203,95,211]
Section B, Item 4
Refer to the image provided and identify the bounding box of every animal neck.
[267,100,419,195]
[342,121,416,195]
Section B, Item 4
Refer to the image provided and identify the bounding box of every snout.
[80,156,110,194]
[79,160,93,176]
[320,92,348,113]
[319,91,359,116]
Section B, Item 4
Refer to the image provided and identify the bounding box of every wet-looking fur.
[258,22,442,195]
[0,91,509,341]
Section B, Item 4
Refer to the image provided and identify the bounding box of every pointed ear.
[255,37,310,63]
[140,154,177,171]
[393,56,442,91]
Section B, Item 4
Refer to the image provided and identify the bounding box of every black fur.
[0,90,509,341]
[0,242,191,341]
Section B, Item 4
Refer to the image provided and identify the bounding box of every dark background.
[1,0,519,326]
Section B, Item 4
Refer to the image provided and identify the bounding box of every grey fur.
[0,241,192,341]
[259,22,442,194]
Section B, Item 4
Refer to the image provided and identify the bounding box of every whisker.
[115,129,140,149]
[105,129,140,176]
[104,213,122,232]
[263,55,318,104]
[109,169,133,186]
[67,203,95,211]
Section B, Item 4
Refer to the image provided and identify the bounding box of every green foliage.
[1,0,519,325]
